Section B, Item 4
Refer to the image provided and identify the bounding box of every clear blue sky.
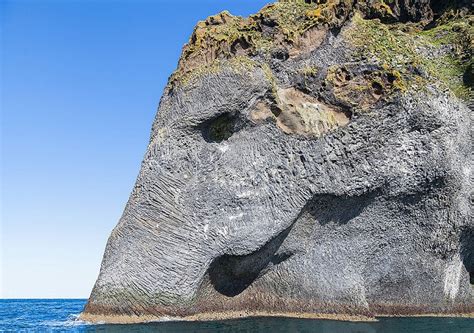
[1,0,270,299]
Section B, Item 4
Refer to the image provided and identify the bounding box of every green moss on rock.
[344,13,473,100]
[170,0,471,101]
[172,0,355,84]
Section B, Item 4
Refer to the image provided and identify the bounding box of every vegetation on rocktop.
[345,13,473,99]
[257,0,350,40]
[170,0,472,101]
[418,16,473,98]
[172,0,352,81]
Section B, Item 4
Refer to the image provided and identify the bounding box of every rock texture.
[82,0,473,322]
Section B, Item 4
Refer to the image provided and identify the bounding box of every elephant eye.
[201,113,242,143]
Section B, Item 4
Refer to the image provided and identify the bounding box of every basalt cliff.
[82,0,473,323]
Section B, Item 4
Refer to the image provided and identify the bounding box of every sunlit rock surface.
[82,0,473,322]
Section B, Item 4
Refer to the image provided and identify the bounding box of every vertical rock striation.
[82,0,473,323]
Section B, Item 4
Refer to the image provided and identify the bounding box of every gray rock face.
[83,0,473,321]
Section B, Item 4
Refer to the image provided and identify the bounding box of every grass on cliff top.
[172,0,347,85]
[179,0,412,64]
[258,0,346,41]
[191,0,336,48]
[173,0,472,101]
[172,56,260,87]
[418,17,473,98]
[344,13,473,100]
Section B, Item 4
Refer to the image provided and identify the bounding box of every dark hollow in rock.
[371,81,384,96]
[305,191,378,226]
[208,190,378,297]
[200,113,244,143]
[231,38,251,55]
[271,49,290,60]
[208,227,293,297]
[463,62,473,88]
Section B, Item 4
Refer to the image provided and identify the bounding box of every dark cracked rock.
[81,0,473,323]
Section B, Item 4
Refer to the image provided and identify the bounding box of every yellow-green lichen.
[300,66,319,77]
[258,0,325,41]
[325,64,403,110]
[171,56,261,87]
[171,60,223,87]
[344,13,472,100]
[417,18,473,98]
[261,63,280,103]
[176,10,272,76]
[176,0,351,80]
[369,0,396,20]
[300,65,320,91]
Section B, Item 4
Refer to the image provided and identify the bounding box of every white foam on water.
[152,315,182,322]
[41,313,91,328]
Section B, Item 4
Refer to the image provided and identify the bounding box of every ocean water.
[0,299,473,333]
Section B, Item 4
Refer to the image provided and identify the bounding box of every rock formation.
[82,0,473,323]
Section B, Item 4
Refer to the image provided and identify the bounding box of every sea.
[0,299,473,333]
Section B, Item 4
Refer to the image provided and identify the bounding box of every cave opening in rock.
[200,112,243,143]
[207,227,293,297]
[371,81,384,96]
[230,37,251,55]
[208,254,262,297]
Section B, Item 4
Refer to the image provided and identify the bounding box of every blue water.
[0,299,473,332]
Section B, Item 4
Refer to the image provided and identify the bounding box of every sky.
[1,0,270,299]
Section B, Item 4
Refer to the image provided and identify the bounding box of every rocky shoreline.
[79,310,474,324]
